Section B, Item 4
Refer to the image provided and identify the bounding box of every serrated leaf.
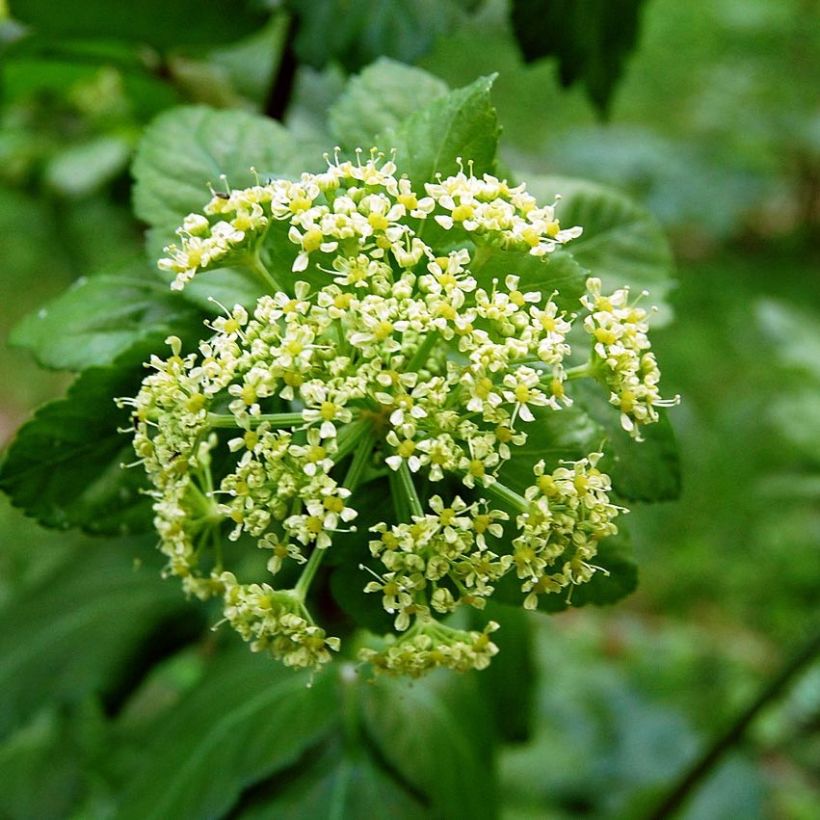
[132,105,323,235]
[292,0,469,72]
[525,175,675,323]
[239,736,427,820]
[115,652,339,820]
[329,58,449,151]
[10,264,198,371]
[8,0,267,50]
[381,75,499,190]
[0,541,193,738]
[0,341,158,534]
[472,247,588,313]
[510,0,647,115]
[361,672,497,820]
[575,382,681,502]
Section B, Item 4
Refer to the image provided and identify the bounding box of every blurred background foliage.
[0,0,818,817]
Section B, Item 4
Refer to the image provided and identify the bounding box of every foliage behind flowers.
[120,130,677,673]
[0,48,684,816]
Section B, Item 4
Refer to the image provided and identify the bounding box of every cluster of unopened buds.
[124,152,678,676]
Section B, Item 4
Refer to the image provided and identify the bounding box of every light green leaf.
[44,135,131,199]
[10,264,199,371]
[381,75,500,190]
[0,541,194,738]
[115,652,340,820]
[361,671,498,820]
[524,175,675,323]
[132,105,323,235]
[329,58,449,151]
[472,247,588,312]
[238,736,427,820]
[0,341,159,533]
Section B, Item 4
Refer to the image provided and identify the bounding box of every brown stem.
[265,13,299,121]
[647,628,820,819]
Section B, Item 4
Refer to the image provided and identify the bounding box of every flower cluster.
[126,152,673,675]
[582,278,680,438]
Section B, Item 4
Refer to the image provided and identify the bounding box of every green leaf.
[575,382,681,502]
[8,0,268,50]
[493,531,638,614]
[132,105,324,235]
[525,175,675,323]
[381,75,500,190]
[0,341,158,533]
[510,0,648,115]
[115,652,340,820]
[0,540,194,738]
[329,58,449,151]
[474,605,536,743]
[238,736,428,820]
[361,671,498,820]
[292,0,470,72]
[472,247,588,313]
[498,404,604,495]
[10,263,199,371]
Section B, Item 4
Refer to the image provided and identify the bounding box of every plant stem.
[481,479,530,512]
[246,250,282,293]
[563,363,593,381]
[294,428,376,601]
[206,412,304,429]
[397,461,424,518]
[264,12,299,121]
[406,332,440,372]
[647,628,820,820]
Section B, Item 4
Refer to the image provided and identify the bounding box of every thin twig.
[647,628,820,819]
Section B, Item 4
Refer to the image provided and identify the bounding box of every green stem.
[294,430,376,601]
[406,332,440,372]
[481,479,530,513]
[206,411,305,429]
[246,249,282,294]
[563,363,594,381]
[397,461,424,518]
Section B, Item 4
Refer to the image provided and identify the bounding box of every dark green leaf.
[493,531,638,613]
[576,382,681,502]
[361,671,498,820]
[498,404,604,495]
[10,264,199,371]
[510,0,648,115]
[132,105,324,235]
[8,0,267,49]
[0,540,193,738]
[381,75,500,190]
[292,0,469,72]
[238,736,428,820]
[474,604,536,743]
[329,58,449,151]
[115,651,340,820]
[525,175,675,322]
[0,341,159,533]
[472,247,588,313]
